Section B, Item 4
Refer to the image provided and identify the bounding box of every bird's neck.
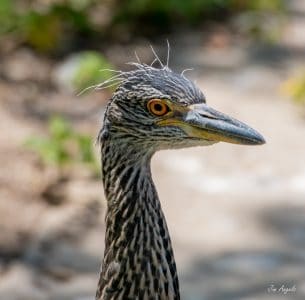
[97,139,180,299]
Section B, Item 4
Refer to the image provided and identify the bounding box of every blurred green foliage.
[116,0,284,25]
[282,73,305,104]
[0,0,94,52]
[241,0,282,11]
[73,51,114,90]
[25,116,99,175]
[22,11,62,51]
[0,0,16,33]
[0,0,285,52]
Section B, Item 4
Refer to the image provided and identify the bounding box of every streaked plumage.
[96,63,265,300]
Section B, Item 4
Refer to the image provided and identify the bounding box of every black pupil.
[154,103,164,112]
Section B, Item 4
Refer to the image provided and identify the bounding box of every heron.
[95,61,265,299]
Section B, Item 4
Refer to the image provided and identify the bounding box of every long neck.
[96,139,180,300]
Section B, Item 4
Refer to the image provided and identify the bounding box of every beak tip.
[255,137,266,145]
[259,136,266,145]
[248,130,266,145]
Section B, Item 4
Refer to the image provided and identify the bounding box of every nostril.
[198,112,219,120]
[206,115,218,120]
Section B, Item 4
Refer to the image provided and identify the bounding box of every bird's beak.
[158,103,265,145]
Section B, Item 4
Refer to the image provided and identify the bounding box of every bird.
[95,60,265,300]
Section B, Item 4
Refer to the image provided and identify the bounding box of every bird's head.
[100,64,265,151]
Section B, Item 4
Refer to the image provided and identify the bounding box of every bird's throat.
[97,140,180,299]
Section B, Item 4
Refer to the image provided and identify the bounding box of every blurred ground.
[1,1,305,300]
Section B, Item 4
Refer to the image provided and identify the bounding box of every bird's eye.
[147,99,170,116]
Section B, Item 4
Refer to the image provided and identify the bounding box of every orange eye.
[147,99,170,116]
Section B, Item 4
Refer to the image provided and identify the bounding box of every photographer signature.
[267,284,296,294]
